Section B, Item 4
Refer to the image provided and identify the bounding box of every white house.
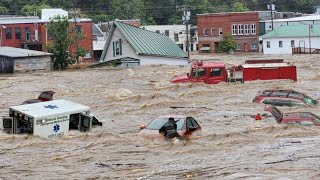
[99,21,188,66]
[141,25,198,52]
[261,24,320,54]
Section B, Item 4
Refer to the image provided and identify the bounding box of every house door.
[244,43,248,52]
[299,40,305,53]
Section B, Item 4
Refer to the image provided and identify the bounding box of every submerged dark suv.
[253,90,318,108]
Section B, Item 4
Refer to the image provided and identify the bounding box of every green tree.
[232,2,249,12]
[21,2,51,16]
[217,34,237,53]
[46,16,73,70]
[0,6,9,14]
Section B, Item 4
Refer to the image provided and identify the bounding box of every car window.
[273,99,291,106]
[300,121,314,126]
[146,118,185,130]
[262,99,274,105]
[289,100,306,107]
[210,68,222,77]
[313,114,320,124]
[187,117,199,129]
[192,68,206,78]
[303,97,318,107]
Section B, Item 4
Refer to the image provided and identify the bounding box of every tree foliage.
[217,34,237,53]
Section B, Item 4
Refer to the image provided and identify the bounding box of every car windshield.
[146,118,185,130]
[303,96,318,107]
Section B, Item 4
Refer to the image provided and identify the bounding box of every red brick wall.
[197,12,259,53]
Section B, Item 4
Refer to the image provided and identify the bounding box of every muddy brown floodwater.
[0,53,320,179]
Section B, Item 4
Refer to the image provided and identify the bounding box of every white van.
[2,99,101,138]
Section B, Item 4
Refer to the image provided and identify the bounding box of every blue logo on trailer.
[44,105,58,109]
[53,124,60,132]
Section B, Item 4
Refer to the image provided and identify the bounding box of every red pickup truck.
[171,60,297,84]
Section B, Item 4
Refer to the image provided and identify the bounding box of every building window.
[291,40,295,47]
[75,25,81,33]
[25,27,31,41]
[238,24,243,35]
[232,24,237,35]
[203,28,208,36]
[244,24,250,35]
[5,28,12,39]
[15,27,21,39]
[210,28,215,36]
[251,43,258,50]
[113,39,122,57]
[155,30,160,33]
[279,41,283,48]
[178,44,183,50]
[219,28,223,35]
[174,33,179,42]
[251,24,256,35]
[165,30,169,36]
[236,44,241,50]
[267,41,270,48]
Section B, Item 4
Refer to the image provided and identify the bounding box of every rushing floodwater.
[0,53,320,179]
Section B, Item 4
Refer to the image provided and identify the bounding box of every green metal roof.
[114,21,187,58]
[261,24,320,39]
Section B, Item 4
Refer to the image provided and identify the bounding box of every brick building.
[0,14,93,61]
[197,12,259,53]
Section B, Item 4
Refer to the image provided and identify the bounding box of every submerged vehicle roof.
[10,99,90,119]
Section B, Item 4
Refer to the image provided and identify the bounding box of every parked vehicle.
[253,90,318,108]
[2,99,102,138]
[21,91,55,105]
[138,115,202,141]
[171,60,297,84]
[264,105,320,126]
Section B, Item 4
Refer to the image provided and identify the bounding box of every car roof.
[257,90,306,100]
[157,115,187,119]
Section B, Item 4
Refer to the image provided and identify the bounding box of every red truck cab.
[171,61,227,84]
[171,60,297,84]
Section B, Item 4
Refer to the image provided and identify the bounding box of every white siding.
[140,56,188,66]
[103,28,138,62]
[263,37,320,54]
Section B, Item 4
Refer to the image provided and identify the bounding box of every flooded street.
[0,53,320,179]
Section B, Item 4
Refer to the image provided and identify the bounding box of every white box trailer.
[2,99,98,138]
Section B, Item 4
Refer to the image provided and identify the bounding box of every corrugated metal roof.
[261,14,320,23]
[114,21,187,58]
[0,47,53,58]
[261,24,320,39]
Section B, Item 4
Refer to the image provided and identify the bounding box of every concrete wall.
[102,28,138,62]
[262,37,320,54]
[139,55,188,66]
[14,56,52,72]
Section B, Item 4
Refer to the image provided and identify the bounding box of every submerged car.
[138,115,202,140]
[253,90,318,108]
[22,91,55,105]
[264,105,320,126]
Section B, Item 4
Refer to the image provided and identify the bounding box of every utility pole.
[267,3,275,30]
[179,5,190,62]
[309,24,313,54]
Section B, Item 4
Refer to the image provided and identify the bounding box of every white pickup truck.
[2,99,102,138]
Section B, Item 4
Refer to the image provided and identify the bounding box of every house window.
[178,44,183,50]
[174,33,179,42]
[279,41,283,48]
[238,24,243,35]
[236,44,241,50]
[219,28,223,35]
[25,27,31,41]
[75,25,81,33]
[251,24,256,35]
[203,28,208,36]
[291,40,295,47]
[155,30,160,33]
[15,27,21,39]
[165,30,169,36]
[244,24,250,35]
[113,39,122,57]
[232,24,237,35]
[267,41,270,48]
[210,28,215,36]
[5,28,12,39]
[251,43,258,50]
